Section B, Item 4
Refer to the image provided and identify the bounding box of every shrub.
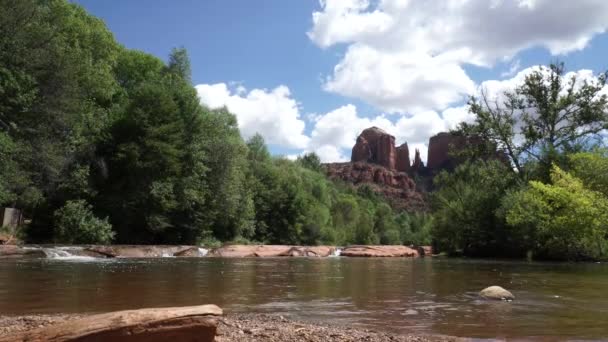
[53,200,114,244]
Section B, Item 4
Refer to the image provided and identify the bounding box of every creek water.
[0,257,607,339]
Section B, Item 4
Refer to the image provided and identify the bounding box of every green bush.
[53,200,114,244]
[505,165,608,260]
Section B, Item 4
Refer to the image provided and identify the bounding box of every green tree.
[462,63,608,181]
[297,152,323,173]
[53,200,114,244]
[506,165,608,260]
[432,160,520,256]
[568,150,608,196]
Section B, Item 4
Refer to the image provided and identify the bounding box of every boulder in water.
[0,304,222,342]
[479,286,514,301]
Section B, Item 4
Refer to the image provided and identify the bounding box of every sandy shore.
[0,312,463,342]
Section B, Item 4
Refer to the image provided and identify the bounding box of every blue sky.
[74,0,608,162]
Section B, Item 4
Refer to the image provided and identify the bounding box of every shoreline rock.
[341,245,419,257]
[0,312,462,342]
[1,244,432,259]
[0,305,222,342]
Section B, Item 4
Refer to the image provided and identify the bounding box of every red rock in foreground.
[341,245,419,257]
[0,304,222,342]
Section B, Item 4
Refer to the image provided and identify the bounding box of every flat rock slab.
[341,245,419,257]
[0,304,222,342]
[209,245,336,257]
[85,245,196,258]
[0,245,45,258]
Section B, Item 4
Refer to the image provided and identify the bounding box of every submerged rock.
[479,286,514,301]
[0,304,222,342]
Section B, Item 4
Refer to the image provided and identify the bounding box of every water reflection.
[0,258,607,339]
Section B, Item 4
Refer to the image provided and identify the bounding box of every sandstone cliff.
[324,162,427,211]
[351,127,396,170]
[325,128,494,211]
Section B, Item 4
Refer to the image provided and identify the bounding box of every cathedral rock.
[324,127,482,211]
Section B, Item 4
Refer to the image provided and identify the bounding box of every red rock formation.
[411,149,424,171]
[324,162,427,211]
[427,132,468,170]
[351,135,371,163]
[351,127,396,170]
[395,143,410,172]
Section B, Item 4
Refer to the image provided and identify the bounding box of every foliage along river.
[1,256,607,340]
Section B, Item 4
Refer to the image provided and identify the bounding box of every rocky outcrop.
[324,162,427,211]
[0,305,222,342]
[208,245,336,258]
[427,132,468,170]
[479,286,515,301]
[341,245,419,257]
[411,149,424,171]
[85,245,198,258]
[351,127,397,170]
[395,143,410,172]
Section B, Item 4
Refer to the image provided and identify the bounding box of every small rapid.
[39,247,99,262]
[331,248,342,257]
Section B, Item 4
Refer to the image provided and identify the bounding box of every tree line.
[0,0,430,247]
[432,63,608,260]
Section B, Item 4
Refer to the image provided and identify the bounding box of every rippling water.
[1,257,607,339]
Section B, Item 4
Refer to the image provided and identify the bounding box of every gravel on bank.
[0,312,464,342]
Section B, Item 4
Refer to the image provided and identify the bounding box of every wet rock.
[479,286,514,301]
[0,245,45,258]
[341,245,419,257]
[209,245,336,258]
[0,304,222,342]
[416,246,433,257]
[84,245,195,258]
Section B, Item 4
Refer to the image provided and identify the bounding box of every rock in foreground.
[1,313,462,342]
[341,245,419,257]
[479,286,514,301]
[0,304,222,342]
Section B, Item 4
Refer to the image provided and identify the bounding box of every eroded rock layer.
[324,162,427,211]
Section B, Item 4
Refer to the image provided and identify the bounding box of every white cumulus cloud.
[196,83,309,149]
[309,0,608,113]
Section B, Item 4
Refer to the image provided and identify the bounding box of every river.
[0,257,607,339]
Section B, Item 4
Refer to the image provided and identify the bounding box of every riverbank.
[0,313,462,342]
[0,244,430,259]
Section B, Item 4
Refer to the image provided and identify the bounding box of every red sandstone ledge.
[0,244,432,258]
